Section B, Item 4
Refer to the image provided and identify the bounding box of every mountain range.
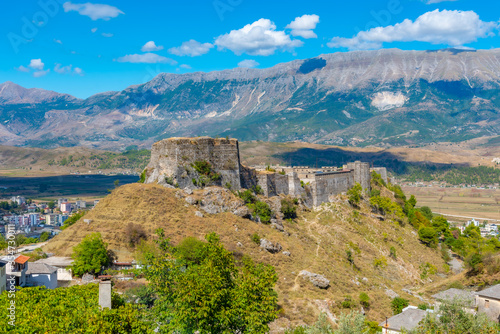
[2,48,500,150]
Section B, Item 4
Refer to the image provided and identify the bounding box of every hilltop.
[2,49,500,149]
[44,182,447,326]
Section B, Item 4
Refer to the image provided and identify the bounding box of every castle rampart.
[144,137,379,207]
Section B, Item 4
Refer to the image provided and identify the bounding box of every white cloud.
[54,64,72,74]
[179,64,192,69]
[16,65,30,73]
[101,32,113,38]
[141,41,164,52]
[29,59,45,70]
[168,40,213,57]
[238,59,259,68]
[63,2,124,21]
[33,70,49,78]
[285,14,320,39]
[54,39,63,44]
[91,27,98,33]
[74,67,84,76]
[116,53,178,64]
[328,10,497,50]
[215,18,303,56]
[54,64,85,76]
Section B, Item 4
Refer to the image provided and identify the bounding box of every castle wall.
[257,173,290,197]
[144,136,374,207]
[145,137,242,190]
[344,161,371,191]
[312,171,354,206]
[371,167,388,184]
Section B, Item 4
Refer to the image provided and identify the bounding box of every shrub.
[389,246,397,260]
[251,185,264,195]
[419,262,438,279]
[125,223,148,247]
[251,233,261,245]
[391,297,409,314]
[359,292,370,308]
[139,170,146,183]
[341,295,354,309]
[347,183,362,206]
[373,256,387,268]
[371,171,386,187]
[248,201,272,224]
[238,189,256,204]
[281,199,297,219]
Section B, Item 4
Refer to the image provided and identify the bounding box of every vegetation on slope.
[43,181,449,326]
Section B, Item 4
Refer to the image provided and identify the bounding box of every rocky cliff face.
[2,48,500,149]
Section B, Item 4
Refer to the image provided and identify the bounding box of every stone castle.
[143,137,387,207]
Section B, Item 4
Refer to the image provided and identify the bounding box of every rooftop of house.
[476,284,500,300]
[0,260,8,268]
[26,263,58,275]
[379,307,428,332]
[432,288,476,304]
[35,256,73,268]
[14,255,30,265]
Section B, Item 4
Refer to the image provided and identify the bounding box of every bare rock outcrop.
[260,239,282,254]
[299,270,330,289]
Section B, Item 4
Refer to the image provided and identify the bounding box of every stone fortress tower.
[143,137,387,207]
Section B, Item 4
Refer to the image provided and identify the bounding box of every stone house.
[26,263,58,289]
[35,256,73,283]
[431,288,476,313]
[476,284,500,322]
[379,306,428,333]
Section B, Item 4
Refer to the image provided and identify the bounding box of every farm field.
[402,185,500,222]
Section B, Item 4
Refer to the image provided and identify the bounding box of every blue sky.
[1,0,500,98]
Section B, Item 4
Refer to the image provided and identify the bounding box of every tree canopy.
[71,232,111,277]
[143,230,279,334]
[0,285,152,333]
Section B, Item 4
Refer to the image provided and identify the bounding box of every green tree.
[114,179,120,187]
[144,230,279,334]
[347,183,362,206]
[418,227,438,248]
[71,232,110,277]
[419,206,433,221]
[47,200,56,209]
[39,231,50,242]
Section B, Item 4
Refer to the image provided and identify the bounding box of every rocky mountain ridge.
[2,48,500,149]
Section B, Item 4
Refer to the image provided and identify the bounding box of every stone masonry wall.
[145,137,242,190]
[313,171,354,206]
[144,137,374,207]
[345,161,371,191]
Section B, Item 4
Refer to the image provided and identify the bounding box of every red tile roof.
[15,255,30,264]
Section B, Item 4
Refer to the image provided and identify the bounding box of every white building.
[26,263,58,289]
[60,202,72,213]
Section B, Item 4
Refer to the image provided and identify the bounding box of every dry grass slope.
[44,183,448,326]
